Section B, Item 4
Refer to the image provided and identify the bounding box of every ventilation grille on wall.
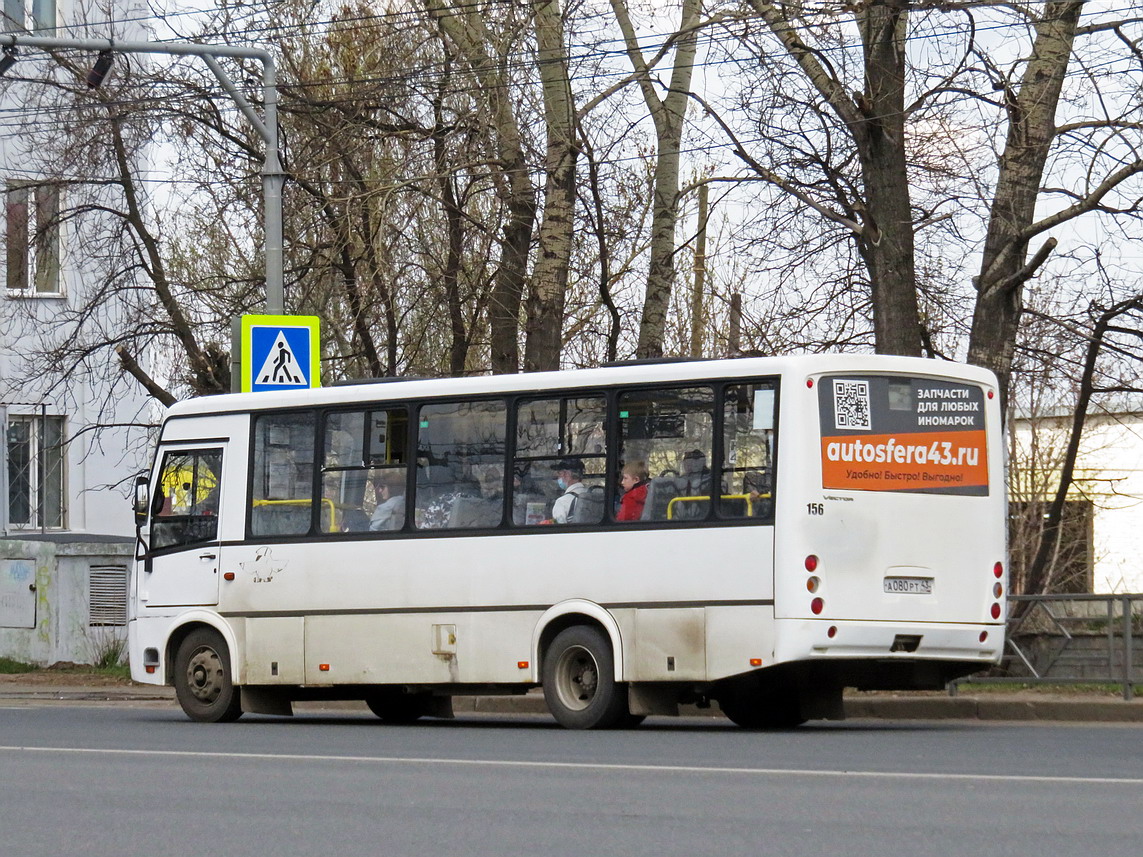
[89,565,128,627]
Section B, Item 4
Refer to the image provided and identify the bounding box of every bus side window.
[415,400,507,530]
[513,396,606,526]
[617,385,714,522]
[321,408,409,533]
[251,412,316,537]
[719,382,776,520]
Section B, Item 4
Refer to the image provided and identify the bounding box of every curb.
[1,685,1142,722]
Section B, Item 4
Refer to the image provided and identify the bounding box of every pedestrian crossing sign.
[240,314,321,393]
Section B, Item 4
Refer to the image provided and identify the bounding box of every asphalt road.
[2,706,1141,857]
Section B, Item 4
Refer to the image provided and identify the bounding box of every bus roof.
[164,353,998,418]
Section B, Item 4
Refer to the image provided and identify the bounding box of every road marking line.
[0,745,1140,785]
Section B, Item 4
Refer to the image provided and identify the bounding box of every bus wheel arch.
[534,601,625,684]
[164,616,238,682]
[170,623,243,723]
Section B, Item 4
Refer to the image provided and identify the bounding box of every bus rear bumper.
[774,618,1003,670]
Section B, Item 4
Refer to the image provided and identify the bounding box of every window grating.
[88,565,128,626]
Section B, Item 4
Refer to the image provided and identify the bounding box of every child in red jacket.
[617,460,650,521]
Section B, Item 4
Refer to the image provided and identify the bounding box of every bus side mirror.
[133,475,150,525]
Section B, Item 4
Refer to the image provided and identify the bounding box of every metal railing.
[952,593,1142,701]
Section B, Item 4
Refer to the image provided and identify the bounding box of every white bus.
[128,354,1006,728]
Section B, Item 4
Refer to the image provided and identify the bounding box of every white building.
[1,0,153,664]
[1012,410,1143,594]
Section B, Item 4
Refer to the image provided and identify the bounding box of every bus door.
[140,445,228,608]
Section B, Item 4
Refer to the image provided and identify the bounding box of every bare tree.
[707,1,1143,398]
[610,0,702,359]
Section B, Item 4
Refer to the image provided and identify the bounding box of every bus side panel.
[215,526,775,687]
[705,605,777,680]
[303,612,540,685]
[632,608,706,680]
[241,616,305,685]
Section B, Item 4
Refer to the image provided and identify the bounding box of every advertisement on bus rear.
[818,375,989,495]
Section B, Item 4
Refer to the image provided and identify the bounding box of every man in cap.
[549,457,588,523]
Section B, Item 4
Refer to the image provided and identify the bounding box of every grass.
[0,657,36,674]
[954,680,1136,696]
[92,663,132,680]
[0,657,130,680]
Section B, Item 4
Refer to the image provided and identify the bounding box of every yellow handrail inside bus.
[666,493,772,520]
[252,498,340,530]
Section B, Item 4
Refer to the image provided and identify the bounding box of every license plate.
[884,576,933,595]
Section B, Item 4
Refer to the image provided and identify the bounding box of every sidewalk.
[2,679,1141,722]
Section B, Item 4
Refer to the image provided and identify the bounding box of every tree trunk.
[426,0,536,374]
[524,0,578,372]
[750,0,922,357]
[853,0,921,356]
[968,1,1084,403]
[612,0,699,359]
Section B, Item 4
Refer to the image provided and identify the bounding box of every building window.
[2,0,55,32]
[5,414,65,529]
[5,181,61,295]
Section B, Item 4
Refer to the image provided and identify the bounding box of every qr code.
[833,380,871,430]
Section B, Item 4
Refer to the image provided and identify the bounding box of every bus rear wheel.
[365,690,429,723]
[542,626,629,729]
[718,688,806,730]
[173,628,243,723]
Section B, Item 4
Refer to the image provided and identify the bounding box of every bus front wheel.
[542,626,629,729]
[173,628,243,723]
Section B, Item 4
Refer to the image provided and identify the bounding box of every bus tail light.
[805,555,819,572]
[990,603,1002,620]
[827,626,837,639]
[806,576,820,593]
[749,658,763,667]
[993,562,1003,579]
[979,631,988,643]
[993,582,1003,598]
[811,597,824,615]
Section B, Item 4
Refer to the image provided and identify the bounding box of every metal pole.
[0,34,285,313]
[1124,595,1134,702]
[689,183,708,359]
[39,401,46,534]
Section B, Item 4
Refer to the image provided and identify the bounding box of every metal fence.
[951,593,1142,701]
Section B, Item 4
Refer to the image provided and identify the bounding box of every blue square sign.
[241,315,321,393]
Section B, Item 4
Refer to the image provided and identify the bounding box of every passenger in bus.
[474,463,505,501]
[680,449,712,496]
[418,463,504,529]
[369,470,406,531]
[743,470,772,517]
[549,457,588,524]
[617,460,650,521]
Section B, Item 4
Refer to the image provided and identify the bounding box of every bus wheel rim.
[554,645,598,712]
[186,646,224,704]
